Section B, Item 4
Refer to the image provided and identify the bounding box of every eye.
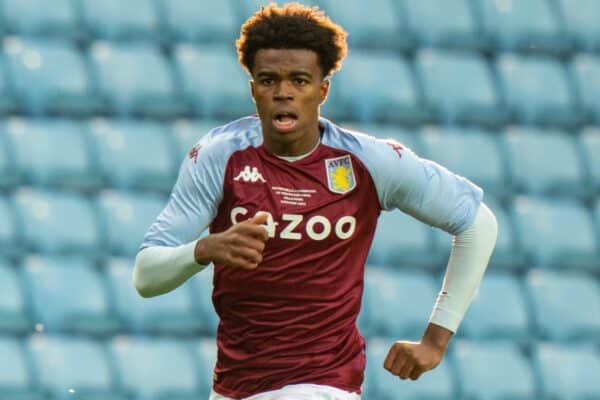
[260,78,275,86]
[294,78,308,86]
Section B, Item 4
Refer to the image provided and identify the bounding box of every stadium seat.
[415,49,507,127]
[89,41,188,117]
[190,338,218,395]
[110,336,202,400]
[365,337,455,400]
[187,265,219,336]
[0,58,19,114]
[0,261,30,334]
[473,0,571,54]
[3,37,104,115]
[496,53,584,128]
[0,129,19,189]
[460,273,530,340]
[238,0,318,23]
[22,255,121,336]
[321,0,412,51]
[401,0,487,50]
[362,267,437,338]
[87,119,176,192]
[334,50,430,125]
[28,335,127,400]
[502,126,587,198]
[453,340,537,400]
[368,210,438,269]
[345,123,423,153]
[571,54,600,124]
[158,0,237,44]
[13,188,101,257]
[484,197,526,269]
[4,118,101,191]
[420,126,507,198]
[171,119,223,159]
[526,269,600,341]
[512,196,599,270]
[173,45,255,119]
[107,258,206,336]
[97,190,167,257]
[0,195,21,257]
[581,127,600,194]
[556,0,600,52]
[0,337,44,399]
[0,0,80,39]
[535,342,600,400]
[78,0,159,41]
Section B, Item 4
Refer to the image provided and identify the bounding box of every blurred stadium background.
[0,0,599,399]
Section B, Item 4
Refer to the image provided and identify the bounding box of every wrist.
[421,323,453,353]
[194,237,213,265]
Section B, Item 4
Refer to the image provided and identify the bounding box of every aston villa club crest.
[325,155,356,194]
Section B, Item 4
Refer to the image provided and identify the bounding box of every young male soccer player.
[133,3,498,399]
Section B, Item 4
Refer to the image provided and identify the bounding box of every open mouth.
[273,111,298,132]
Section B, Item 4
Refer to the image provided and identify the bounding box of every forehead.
[253,49,321,76]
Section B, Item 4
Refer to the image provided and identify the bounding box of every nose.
[273,80,293,101]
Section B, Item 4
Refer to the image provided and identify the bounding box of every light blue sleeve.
[328,125,483,236]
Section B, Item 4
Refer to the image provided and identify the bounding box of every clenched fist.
[383,323,452,381]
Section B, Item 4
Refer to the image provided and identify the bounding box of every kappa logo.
[234,165,266,183]
[325,155,356,194]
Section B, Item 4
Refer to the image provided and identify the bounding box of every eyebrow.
[255,70,313,79]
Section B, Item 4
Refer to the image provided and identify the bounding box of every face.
[250,49,330,156]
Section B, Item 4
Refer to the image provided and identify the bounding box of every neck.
[263,121,322,157]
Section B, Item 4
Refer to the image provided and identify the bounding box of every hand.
[194,212,269,270]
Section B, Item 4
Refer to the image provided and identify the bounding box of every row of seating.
[0,333,598,400]
[1,118,600,198]
[1,258,598,342]
[0,0,599,55]
[1,37,600,125]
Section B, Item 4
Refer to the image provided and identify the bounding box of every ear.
[319,79,330,105]
[249,80,257,104]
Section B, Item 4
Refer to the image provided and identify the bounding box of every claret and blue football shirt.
[141,116,483,398]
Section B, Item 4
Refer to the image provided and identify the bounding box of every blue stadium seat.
[484,197,526,269]
[158,0,237,43]
[368,210,437,269]
[345,123,423,153]
[526,269,600,341]
[97,191,167,257]
[3,37,103,115]
[334,50,430,125]
[473,0,571,54]
[110,337,202,400]
[22,255,120,336]
[0,0,80,39]
[535,342,600,400]
[238,0,319,23]
[454,340,536,400]
[581,127,600,193]
[0,130,20,189]
[89,41,188,117]
[78,0,159,41]
[571,54,600,124]
[0,58,19,114]
[0,261,30,334]
[322,0,412,51]
[190,338,218,395]
[173,45,255,119]
[556,0,600,52]
[0,195,21,257]
[13,188,101,257]
[0,337,44,399]
[496,53,583,128]
[88,119,176,192]
[4,118,101,191]
[171,119,222,159]
[188,265,219,336]
[502,126,586,198]
[415,49,507,127]
[365,337,455,400]
[420,126,506,198]
[401,0,487,50]
[461,273,530,340]
[512,196,598,270]
[107,257,206,335]
[362,267,437,338]
[28,335,127,400]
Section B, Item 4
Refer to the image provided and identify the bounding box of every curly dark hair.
[236,2,348,78]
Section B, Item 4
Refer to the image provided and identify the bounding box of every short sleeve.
[360,136,483,235]
[139,140,224,249]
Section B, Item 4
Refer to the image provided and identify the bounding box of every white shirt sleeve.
[428,202,498,333]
